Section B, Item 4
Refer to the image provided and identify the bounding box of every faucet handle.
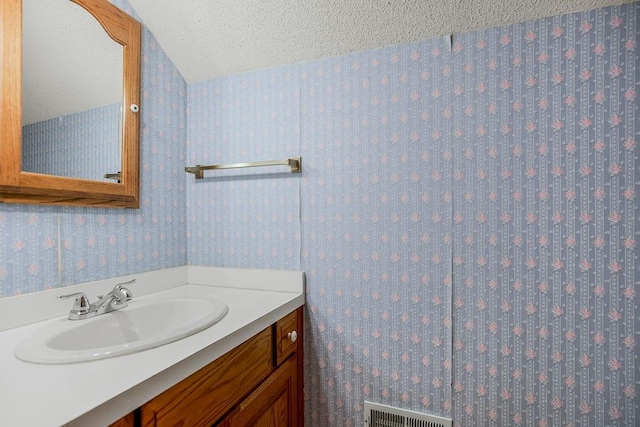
[116,279,136,287]
[57,292,91,315]
[114,278,135,302]
[115,285,133,302]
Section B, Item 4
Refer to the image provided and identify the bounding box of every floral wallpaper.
[450,5,639,426]
[0,1,187,296]
[1,1,638,426]
[186,65,301,270]
[299,39,454,424]
[187,2,639,426]
[22,102,121,182]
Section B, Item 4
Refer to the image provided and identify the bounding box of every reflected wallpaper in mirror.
[21,0,123,182]
[22,103,121,181]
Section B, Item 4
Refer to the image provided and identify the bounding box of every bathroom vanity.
[112,307,303,427]
[0,267,305,426]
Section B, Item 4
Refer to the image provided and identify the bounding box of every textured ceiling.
[21,0,636,124]
[127,0,634,84]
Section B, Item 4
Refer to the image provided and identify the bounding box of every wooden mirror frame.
[0,0,141,208]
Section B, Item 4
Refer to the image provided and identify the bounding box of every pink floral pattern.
[451,6,639,426]
[2,2,639,426]
[188,4,638,426]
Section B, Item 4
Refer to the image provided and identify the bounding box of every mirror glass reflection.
[21,0,123,182]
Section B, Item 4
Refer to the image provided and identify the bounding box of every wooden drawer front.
[226,355,298,427]
[141,328,273,427]
[275,309,298,366]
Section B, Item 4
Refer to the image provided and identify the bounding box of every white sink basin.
[15,297,228,364]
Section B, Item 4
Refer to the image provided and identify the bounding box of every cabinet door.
[226,355,298,427]
[141,328,273,427]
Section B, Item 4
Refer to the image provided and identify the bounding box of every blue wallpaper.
[186,66,301,269]
[451,7,639,426]
[300,40,454,423]
[0,2,187,296]
[186,3,639,426]
[1,1,638,426]
[22,102,121,182]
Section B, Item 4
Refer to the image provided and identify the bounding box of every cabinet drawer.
[141,327,273,427]
[225,355,298,427]
[274,309,299,366]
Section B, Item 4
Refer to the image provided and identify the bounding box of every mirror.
[22,0,123,182]
[0,0,141,207]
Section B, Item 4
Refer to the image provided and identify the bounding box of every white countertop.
[0,267,304,427]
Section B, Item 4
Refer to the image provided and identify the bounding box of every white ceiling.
[127,0,633,84]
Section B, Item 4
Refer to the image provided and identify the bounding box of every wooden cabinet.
[141,328,274,427]
[110,412,134,427]
[134,307,303,427]
[222,355,298,427]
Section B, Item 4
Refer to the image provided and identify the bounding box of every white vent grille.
[364,401,452,427]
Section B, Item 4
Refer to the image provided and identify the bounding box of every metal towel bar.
[185,157,302,179]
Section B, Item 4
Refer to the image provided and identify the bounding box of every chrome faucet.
[57,279,135,320]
